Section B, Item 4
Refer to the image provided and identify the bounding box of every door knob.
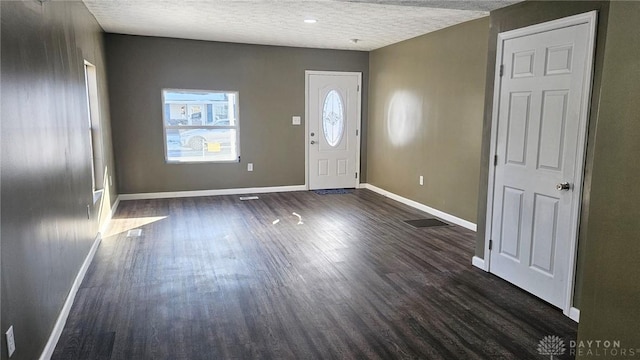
[311,140,316,144]
[310,132,315,136]
[556,182,571,191]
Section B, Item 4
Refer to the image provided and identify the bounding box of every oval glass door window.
[322,90,344,147]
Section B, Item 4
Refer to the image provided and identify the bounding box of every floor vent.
[127,229,142,237]
[404,219,449,228]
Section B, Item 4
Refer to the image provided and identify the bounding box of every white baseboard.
[39,233,102,360]
[118,185,307,201]
[361,183,477,231]
[472,256,487,271]
[569,307,580,323]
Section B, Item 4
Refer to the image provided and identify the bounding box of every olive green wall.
[105,35,369,194]
[475,0,610,309]
[576,0,640,354]
[1,1,117,359]
[367,17,490,223]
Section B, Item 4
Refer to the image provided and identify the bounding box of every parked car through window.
[162,89,239,163]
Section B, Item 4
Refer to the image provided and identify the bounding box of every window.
[84,61,104,201]
[163,89,240,163]
[322,90,344,147]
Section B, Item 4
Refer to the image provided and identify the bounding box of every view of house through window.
[163,89,239,163]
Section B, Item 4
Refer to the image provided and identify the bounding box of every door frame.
[304,70,363,190]
[482,11,597,318]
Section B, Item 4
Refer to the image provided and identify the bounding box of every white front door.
[487,13,596,310]
[307,72,361,190]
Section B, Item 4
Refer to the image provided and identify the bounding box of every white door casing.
[306,71,361,190]
[484,12,597,316]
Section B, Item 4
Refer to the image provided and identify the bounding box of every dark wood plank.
[52,189,577,359]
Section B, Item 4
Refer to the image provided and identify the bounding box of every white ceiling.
[83,0,519,51]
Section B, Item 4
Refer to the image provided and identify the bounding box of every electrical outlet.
[292,116,301,125]
[247,163,253,172]
[419,176,424,186]
[6,325,15,358]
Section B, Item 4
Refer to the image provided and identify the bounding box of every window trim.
[162,88,241,164]
[84,60,105,202]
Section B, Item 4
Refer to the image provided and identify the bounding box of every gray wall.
[576,0,640,353]
[474,0,610,310]
[1,1,117,360]
[367,17,490,223]
[105,35,369,194]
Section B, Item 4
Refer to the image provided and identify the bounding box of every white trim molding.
[569,307,580,323]
[472,256,487,271]
[41,197,121,359]
[40,234,103,360]
[362,183,477,231]
[118,185,307,201]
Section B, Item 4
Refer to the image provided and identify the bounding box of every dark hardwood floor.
[52,189,577,359]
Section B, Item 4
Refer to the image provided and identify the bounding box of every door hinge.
[355,172,358,179]
[357,84,360,92]
[356,129,359,136]
[494,155,498,166]
[499,64,504,77]
[489,239,493,251]
[238,156,241,162]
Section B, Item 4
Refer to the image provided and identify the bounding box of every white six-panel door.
[487,13,596,311]
[307,72,361,190]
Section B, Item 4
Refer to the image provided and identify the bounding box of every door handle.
[556,182,571,191]
[311,140,316,144]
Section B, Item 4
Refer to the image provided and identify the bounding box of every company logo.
[537,335,566,359]
[537,335,640,358]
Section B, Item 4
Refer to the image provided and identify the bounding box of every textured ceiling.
[83,0,519,51]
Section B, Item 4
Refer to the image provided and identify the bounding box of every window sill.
[92,189,104,204]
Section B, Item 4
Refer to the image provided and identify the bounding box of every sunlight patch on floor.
[104,216,168,237]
